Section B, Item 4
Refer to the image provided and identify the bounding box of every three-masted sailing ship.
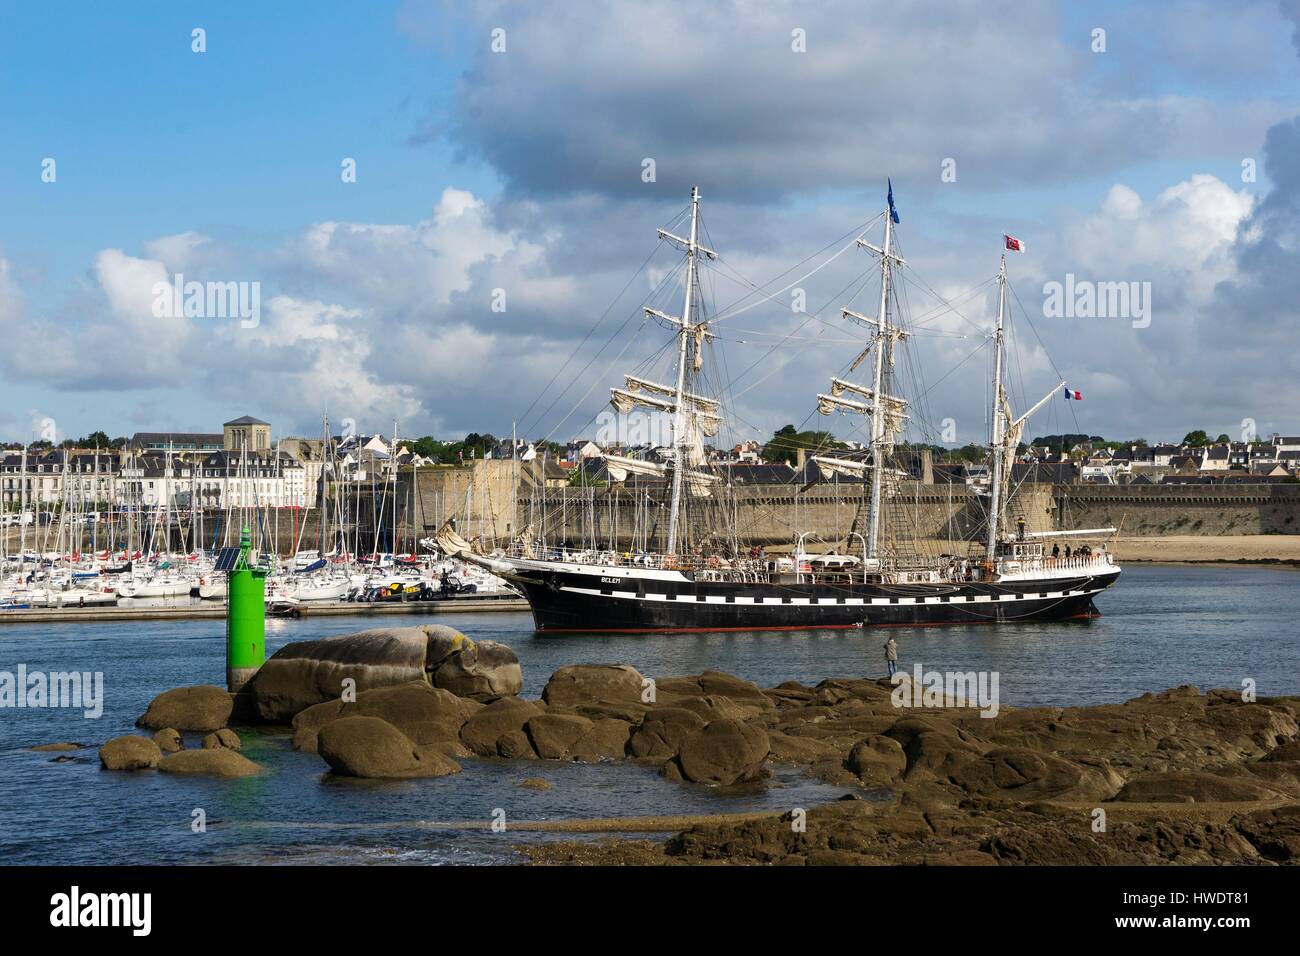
[441,185,1121,632]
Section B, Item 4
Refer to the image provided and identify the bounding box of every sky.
[1,0,1299,451]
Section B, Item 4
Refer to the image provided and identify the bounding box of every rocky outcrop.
[1112,771,1281,803]
[520,681,1300,867]
[291,681,481,754]
[158,749,262,778]
[30,742,83,752]
[246,625,513,722]
[317,716,461,779]
[99,735,162,771]
[674,719,771,786]
[136,685,233,733]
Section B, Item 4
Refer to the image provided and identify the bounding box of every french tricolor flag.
[1004,234,1025,253]
[1063,386,1082,401]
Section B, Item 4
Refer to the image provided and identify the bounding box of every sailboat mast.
[865,206,895,559]
[985,253,1008,559]
[666,185,701,556]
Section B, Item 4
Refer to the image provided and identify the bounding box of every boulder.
[520,777,554,790]
[569,718,634,762]
[153,729,184,753]
[496,730,536,759]
[629,706,707,760]
[542,664,646,708]
[30,742,83,752]
[676,718,771,785]
[136,685,232,732]
[158,749,262,779]
[846,735,907,786]
[949,748,1122,802]
[202,729,242,750]
[526,713,595,759]
[432,640,522,701]
[99,735,162,771]
[883,716,986,778]
[657,671,774,718]
[1112,771,1279,804]
[460,697,546,757]
[291,681,481,753]
[245,625,486,722]
[317,716,461,779]
[1262,739,1300,763]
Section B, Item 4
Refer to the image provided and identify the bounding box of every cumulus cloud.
[403,0,1295,200]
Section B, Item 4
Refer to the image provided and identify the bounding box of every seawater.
[1,564,1296,864]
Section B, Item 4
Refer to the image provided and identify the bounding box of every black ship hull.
[507,565,1122,633]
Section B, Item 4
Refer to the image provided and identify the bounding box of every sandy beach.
[1116,535,1300,565]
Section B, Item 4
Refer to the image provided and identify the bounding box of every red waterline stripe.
[536,612,1103,634]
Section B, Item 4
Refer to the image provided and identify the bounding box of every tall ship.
[442,185,1121,632]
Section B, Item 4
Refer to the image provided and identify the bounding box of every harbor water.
[1,564,1297,865]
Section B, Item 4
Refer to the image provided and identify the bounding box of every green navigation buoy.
[223,526,267,693]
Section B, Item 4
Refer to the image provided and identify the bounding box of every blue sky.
[1,0,1298,447]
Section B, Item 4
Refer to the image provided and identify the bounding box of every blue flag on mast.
[887,179,900,224]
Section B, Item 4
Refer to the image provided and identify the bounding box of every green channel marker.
[225,526,267,693]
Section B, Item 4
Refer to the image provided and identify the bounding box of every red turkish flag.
[1004,234,1025,252]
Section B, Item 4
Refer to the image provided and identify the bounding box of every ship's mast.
[864,200,896,559]
[985,253,1008,559]
[666,186,702,556]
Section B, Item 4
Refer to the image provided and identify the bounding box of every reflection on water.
[1,564,1297,864]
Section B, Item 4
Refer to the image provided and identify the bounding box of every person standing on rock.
[884,636,899,678]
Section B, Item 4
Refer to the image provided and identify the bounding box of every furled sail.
[810,455,868,480]
[612,376,722,435]
[624,376,719,411]
[435,522,477,558]
[602,454,667,481]
[601,452,719,496]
